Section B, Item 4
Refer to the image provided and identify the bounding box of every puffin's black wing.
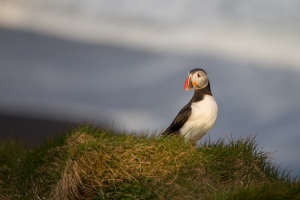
[162,104,191,135]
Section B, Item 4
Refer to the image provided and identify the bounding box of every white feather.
[179,95,218,143]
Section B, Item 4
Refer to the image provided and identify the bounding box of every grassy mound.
[1,124,299,199]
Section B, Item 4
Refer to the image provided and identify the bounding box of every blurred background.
[0,0,299,176]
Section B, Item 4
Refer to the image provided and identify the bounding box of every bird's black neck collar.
[191,81,212,102]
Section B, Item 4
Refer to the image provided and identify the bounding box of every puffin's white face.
[184,69,208,91]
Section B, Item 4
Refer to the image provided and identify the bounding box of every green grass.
[0,139,27,199]
[0,124,299,199]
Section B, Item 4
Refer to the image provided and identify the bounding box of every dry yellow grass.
[49,131,206,199]
[2,125,297,199]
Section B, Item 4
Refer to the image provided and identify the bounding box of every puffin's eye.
[197,73,201,78]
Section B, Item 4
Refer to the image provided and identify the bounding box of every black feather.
[162,103,192,135]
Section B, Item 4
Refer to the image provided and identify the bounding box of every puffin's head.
[184,68,208,91]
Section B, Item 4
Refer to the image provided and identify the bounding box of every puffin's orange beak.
[184,76,191,91]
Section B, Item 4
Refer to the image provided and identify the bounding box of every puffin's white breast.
[179,95,218,143]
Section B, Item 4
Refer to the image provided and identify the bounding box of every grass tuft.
[0,124,298,199]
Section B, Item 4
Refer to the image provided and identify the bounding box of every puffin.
[162,68,218,144]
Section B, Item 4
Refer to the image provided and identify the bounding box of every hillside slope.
[1,125,299,199]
